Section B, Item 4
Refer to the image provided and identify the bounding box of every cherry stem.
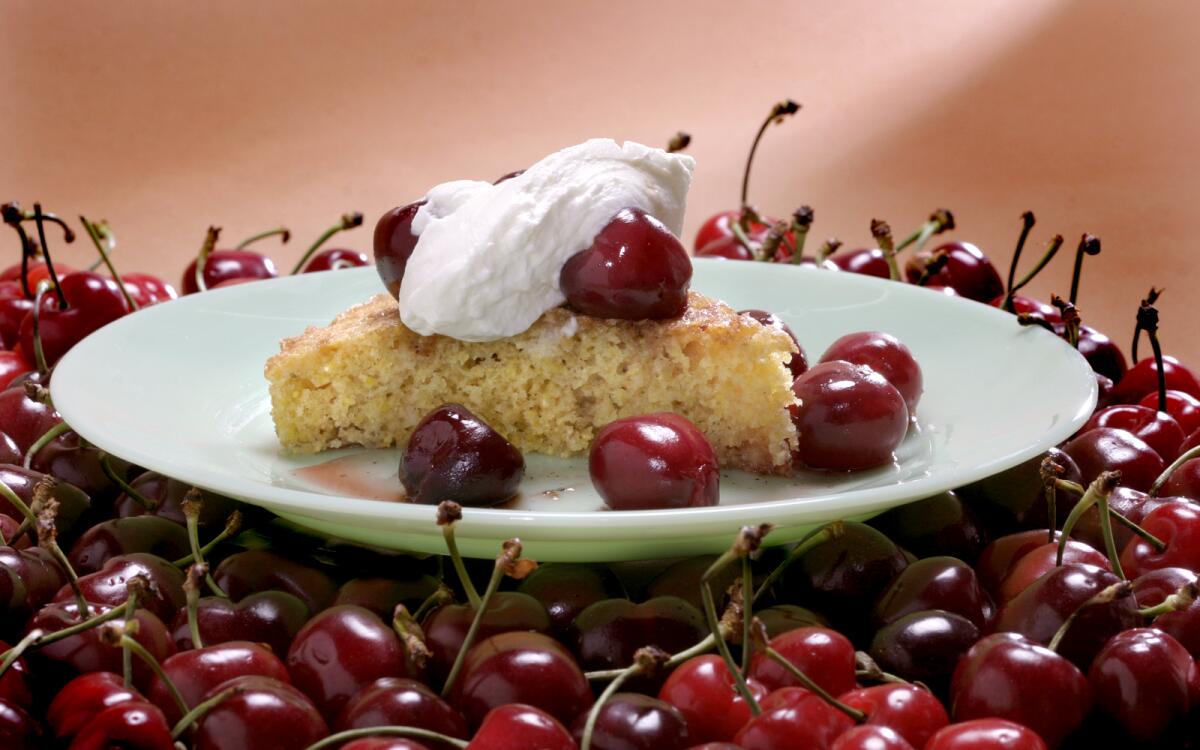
[22,420,71,469]
[181,490,227,598]
[193,226,222,293]
[871,219,900,281]
[788,206,814,265]
[894,209,955,255]
[1056,471,1124,577]
[1149,443,1200,497]
[666,131,691,153]
[729,220,762,261]
[438,501,480,608]
[1052,476,1165,550]
[1137,580,1199,619]
[1006,234,1064,311]
[701,576,760,715]
[172,510,241,567]
[914,250,950,287]
[410,583,454,623]
[1051,295,1080,349]
[0,601,130,662]
[741,555,753,674]
[79,216,138,311]
[392,604,432,676]
[169,683,245,740]
[754,521,844,604]
[1068,234,1101,306]
[1135,300,1168,413]
[119,632,188,718]
[83,220,117,272]
[816,238,842,264]
[763,646,867,722]
[303,726,468,750]
[585,633,717,681]
[1017,313,1057,333]
[290,212,364,274]
[32,205,67,309]
[854,651,917,688]
[759,222,789,262]
[581,647,669,750]
[98,453,158,512]
[740,99,801,207]
[236,226,290,251]
[1003,212,1037,308]
[182,563,206,649]
[439,542,512,698]
[0,628,41,682]
[1048,580,1132,652]
[1,203,35,299]
[121,578,145,688]
[29,281,50,376]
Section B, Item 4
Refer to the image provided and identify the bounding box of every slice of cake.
[265,291,799,475]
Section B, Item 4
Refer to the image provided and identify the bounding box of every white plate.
[52,261,1096,561]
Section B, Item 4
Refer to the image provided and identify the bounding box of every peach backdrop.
[3,1,1198,365]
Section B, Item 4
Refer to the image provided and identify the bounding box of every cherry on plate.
[401,403,524,507]
[589,412,719,511]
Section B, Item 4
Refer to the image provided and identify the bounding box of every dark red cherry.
[448,631,593,730]
[303,248,371,273]
[905,242,1003,302]
[956,448,1082,534]
[756,604,828,638]
[31,601,175,689]
[739,309,808,378]
[0,432,19,465]
[120,272,177,307]
[1062,427,1164,492]
[1076,325,1128,385]
[181,249,278,294]
[872,556,994,630]
[831,725,915,750]
[693,210,770,254]
[571,692,692,750]
[1121,499,1200,578]
[0,353,30,390]
[287,604,417,721]
[869,610,980,695]
[925,719,1048,750]
[0,465,90,542]
[1088,628,1196,742]
[340,740,432,750]
[1160,457,1200,501]
[213,549,338,614]
[0,698,39,750]
[0,544,66,616]
[790,361,909,472]
[950,633,1089,748]
[589,412,719,511]
[465,703,576,750]
[421,591,550,686]
[570,596,706,679]
[516,563,623,638]
[1082,404,1185,463]
[54,552,186,623]
[374,202,425,299]
[994,294,1063,327]
[1113,355,1200,403]
[746,626,857,694]
[645,555,740,614]
[67,516,190,575]
[46,671,139,741]
[1131,566,1197,607]
[839,684,949,749]
[694,233,758,261]
[1138,390,1200,434]
[0,388,61,461]
[30,431,137,508]
[733,686,855,750]
[189,675,328,750]
[67,699,173,750]
[336,677,468,743]
[114,471,247,530]
[148,640,290,725]
[828,247,891,278]
[18,271,131,366]
[869,491,988,564]
[995,540,1109,605]
[333,575,441,622]
[975,530,1064,595]
[171,590,310,657]
[658,654,768,744]
[401,403,524,507]
[561,208,692,320]
[0,640,30,709]
[820,331,923,414]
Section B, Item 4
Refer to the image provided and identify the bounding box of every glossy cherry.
[1088,627,1196,742]
[571,692,692,750]
[790,361,909,472]
[1160,457,1200,500]
[188,675,328,750]
[869,491,987,563]
[401,403,524,507]
[924,719,1048,750]
[54,552,186,623]
[1075,325,1128,385]
[645,554,740,614]
[147,640,290,725]
[0,432,19,465]
[1139,389,1200,434]
[905,242,1003,302]
[571,596,706,677]
[30,430,137,507]
[46,671,139,741]
[827,247,891,278]
[0,698,39,750]
[839,684,949,749]
[30,601,175,689]
[1112,355,1200,403]
[333,575,441,622]
[448,630,593,730]
[732,686,855,750]
[868,610,980,695]
[69,699,174,750]
[1061,427,1164,492]
[1082,404,1185,463]
[0,352,29,389]
[213,549,338,614]
[740,309,807,378]
[658,655,768,744]
[756,604,828,637]
[0,640,31,709]
[561,208,692,320]
[831,725,914,750]
[995,539,1110,605]
[120,272,178,307]
[421,591,551,686]
[113,471,247,530]
[589,412,719,511]
[335,676,468,743]
[819,331,922,414]
[67,516,190,575]
[0,465,90,541]
[18,271,131,366]
[181,249,278,294]
[465,703,577,750]
[374,202,425,299]
[1120,499,1200,577]
[0,387,61,458]
[517,563,623,638]
[746,626,857,694]
[872,556,994,630]
[303,247,371,273]
[171,590,310,657]
[693,210,771,255]
[0,544,66,617]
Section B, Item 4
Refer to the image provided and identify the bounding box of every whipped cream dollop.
[398,139,695,341]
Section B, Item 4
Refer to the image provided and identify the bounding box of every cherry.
[589,412,719,511]
[0,352,29,389]
[213,549,338,614]
[1113,355,1200,403]
[757,604,828,638]
[333,575,441,622]
[1081,404,1185,463]
[819,331,922,415]
[1131,566,1197,606]
[1062,427,1164,492]
[827,247,891,278]
[695,233,758,260]
[67,516,190,574]
[995,539,1110,605]
[872,556,995,630]
[868,610,980,695]
[0,386,61,457]
[181,249,278,294]
[341,739,433,750]
[693,211,770,255]
[448,630,593,730]
[70,699,174,749]
[0,465,90,541]
[30,601,175,689]
[121,272,177,307]
[645,555,740,614]
[1120,500,1200,578]
[517,563,623,638]
[188,675,328,750]
[869,491,988,564]
[746,626,856,694]
[54,552,186,623]
[0,699,39,750]
[790,361,909,472]
[0,544,66,616]
[957,448,1082,533]
[148,640,290,725]
[30,431,138,507]
[374,201,425,299]
[0,296,33,352]
[830,725,914,750]
[303,248,371,273]
[658,655,767,744]
[732,686,855,750]
[571,692,692,750]
[1059,484,1150,556]
[950,633,1089,748]
[46,671,139,741]
[421,591,550,686]
[1138,390,1200,434]
[1088,628,1196,742]
[287,604,417,721]
[336,677,468,744]
[401,403,524,507]
[924,719,1048,750]
[17,271,131,366]
[0,640,31,708]
[0,432,18,465]
[171,590,309,657]
[839,684,949,749]
[739,309,807,378]
[465,703,576,750]
[1160,457,1200,500]
[561,208,692,320]
[1075,325,1128,385]
[905,242,1003,302]
[570,596,706,679]
[994,563,1139,669]
[996,294,1063,327]
[975,529,1064,594]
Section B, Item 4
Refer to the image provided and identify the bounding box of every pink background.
[4,1,1198,365]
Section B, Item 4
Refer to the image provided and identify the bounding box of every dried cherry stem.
[666,131,691,153]
[290,212,364,274]
[0,628,41,681]
[1017,313,1057,333]
[35,490,91,615]
[741,555,753,673]
[437,501,479,608]
[0,202,35,299]
[759,221,790,262]
[1039,454,1066,541]
[440,538,536,698]
[1002,212,1037,310]
[170,683,245,740]
[894,208,955,254]
[581,646,670,750]
[854,651,917,688]
[29,281,50,375]
[235,226,290,251]
[79,216,138,310]
[1056,471,1124,577]
[816,237,842,264]
[1068,234,1101,306]
[183,564,206,649]
[1137,580,1199,619]
[754,521,844,604]
[192,226,222,293]
[1136,298,1168,413]
[871,219,900,281]
[1051,295,1080,348]
[1047,473,1165,550]
[1130,287,1163,363]
[1048,581,1132,652]
[303,726,468,750]
[172,510,241,566]
[98,453,157,512]
[1150,443,1200,497]
[914,250,950,287]
[392,603,432,675]
[740,99,801,207]
[121,576,147,687]
[22,420,72,468]
[755,620,866,723]
[181,490,227,597]
[585,632,717,681]
[1005,234,1064,311]
[32,205,67,309]
[788,206,814,265]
